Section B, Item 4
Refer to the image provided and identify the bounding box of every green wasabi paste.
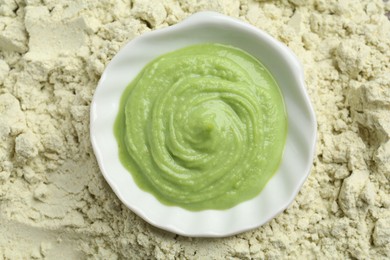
[114,43,287,211]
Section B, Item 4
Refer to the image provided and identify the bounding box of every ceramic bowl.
[90,11,317,237]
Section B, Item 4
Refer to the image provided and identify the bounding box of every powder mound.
[132,0,167,27]
[374,141,390,178]
[15,131,39,161]
[338,169,369,219]
[0,93,26,136]
[0,0,18,17]
[0,17,28,53]
[24,6,87,60]
[0,0,389,259]
[373,218,390,246]
[335,40,370,79]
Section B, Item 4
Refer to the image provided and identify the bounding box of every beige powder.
[0,0,389,259]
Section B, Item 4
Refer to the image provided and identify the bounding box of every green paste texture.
[114,43,287,211]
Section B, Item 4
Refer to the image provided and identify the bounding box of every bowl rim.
[90,11,317,237]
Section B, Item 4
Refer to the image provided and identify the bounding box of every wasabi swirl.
[114,43,287,211]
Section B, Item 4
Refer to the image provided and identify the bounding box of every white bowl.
[90,11,317,237]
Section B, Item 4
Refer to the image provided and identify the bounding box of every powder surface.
[0,0,389,259]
